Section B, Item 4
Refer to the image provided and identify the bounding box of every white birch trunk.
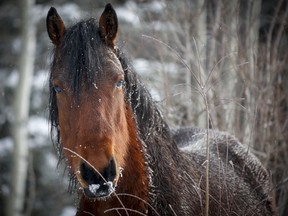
[7,0,36,215]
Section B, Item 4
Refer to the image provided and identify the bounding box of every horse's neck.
[144,135,186,214]
[132,102,185,214]
[117,105,150,209]
[121,60,185,213]
[127,88,186,214]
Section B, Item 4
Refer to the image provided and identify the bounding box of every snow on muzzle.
[80,159,117,198]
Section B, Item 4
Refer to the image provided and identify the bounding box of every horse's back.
[172,127,275,215]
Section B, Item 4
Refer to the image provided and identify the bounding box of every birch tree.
[7,0,36,215]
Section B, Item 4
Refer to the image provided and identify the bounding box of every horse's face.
[53,54,128,198]
[47,4,128,199]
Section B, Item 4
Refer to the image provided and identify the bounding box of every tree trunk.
[242,0,262,145]
[7,0,36,215]
[221,0,239,132]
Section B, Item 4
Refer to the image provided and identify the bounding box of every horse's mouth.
[83,181,115,199]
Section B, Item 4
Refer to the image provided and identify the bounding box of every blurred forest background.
[0,0,287,215]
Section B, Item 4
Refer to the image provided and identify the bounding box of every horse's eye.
[115,80,124,89]
[53,85,63,93]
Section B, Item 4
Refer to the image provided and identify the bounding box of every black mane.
[118,51,172,143]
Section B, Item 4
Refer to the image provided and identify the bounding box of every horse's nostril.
[80,159,117,185]
[80,162,102,185]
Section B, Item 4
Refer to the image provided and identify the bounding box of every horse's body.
[47,4,275,216]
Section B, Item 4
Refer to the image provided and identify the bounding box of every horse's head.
[47,4,129,199]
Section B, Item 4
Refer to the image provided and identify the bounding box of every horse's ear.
[99,3,118,48]
[46,7,66,46]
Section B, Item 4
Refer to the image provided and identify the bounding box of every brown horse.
[47,3,275,216]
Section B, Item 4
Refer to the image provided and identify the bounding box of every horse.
[46,3,275,216]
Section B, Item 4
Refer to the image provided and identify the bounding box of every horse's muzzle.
[83,181,115,199]
[80,159,117,199]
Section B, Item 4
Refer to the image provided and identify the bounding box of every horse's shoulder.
[172,126,247,157]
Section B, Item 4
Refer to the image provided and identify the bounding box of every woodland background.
[0,0,287,215]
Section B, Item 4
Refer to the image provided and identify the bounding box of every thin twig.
[141,34,202,89]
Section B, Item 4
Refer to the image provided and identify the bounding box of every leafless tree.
[137,0,287,215]
[7,0,36,215]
